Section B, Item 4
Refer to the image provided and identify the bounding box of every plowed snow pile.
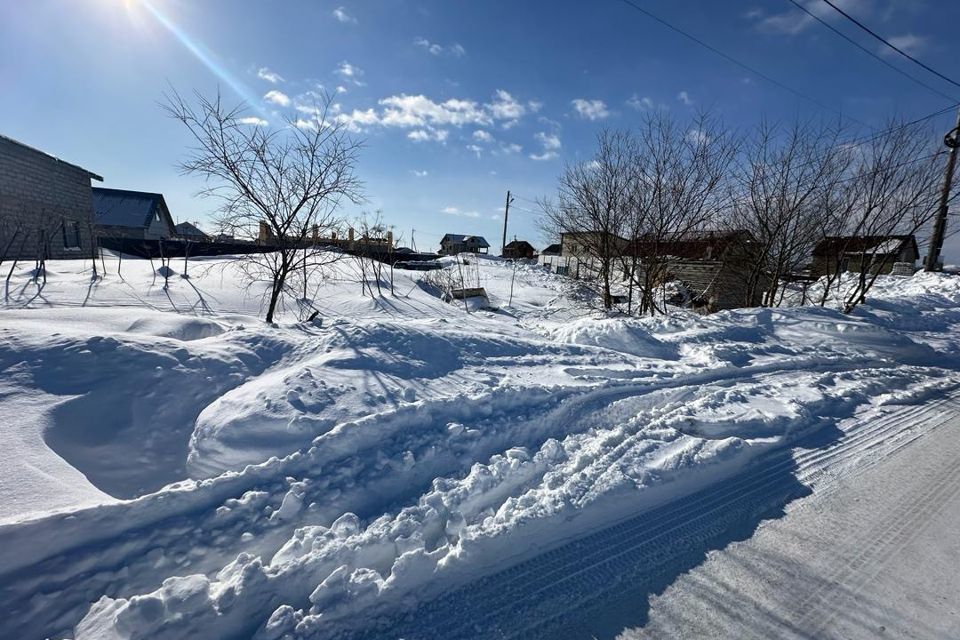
[0,255,958,639]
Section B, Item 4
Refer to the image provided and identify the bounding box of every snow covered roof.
[814,235,918,258]
[93,187,174,231]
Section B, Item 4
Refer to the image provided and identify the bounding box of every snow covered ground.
[0,253,958,639]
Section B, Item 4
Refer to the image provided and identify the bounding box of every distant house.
[812,235,919,276]
[93,187,176,240]
[0,134,103,260]
[502,239,536,259]
[439,233,490,255]
[539,231,628,278]
[175,222,209,242]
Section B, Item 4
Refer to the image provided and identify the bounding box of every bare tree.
[626,111,739,315]
[163,89,363,323]
[731,119,852,307]
[829,120,944,312]
[540,129,633,309]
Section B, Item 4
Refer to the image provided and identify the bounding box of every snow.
[0,253,959,639]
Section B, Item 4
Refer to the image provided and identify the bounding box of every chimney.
[258,221,271,244]
[348,227,355,249]
[387,230,393,247]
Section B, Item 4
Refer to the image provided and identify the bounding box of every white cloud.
[289,90,537,142]
[487,90,526,126]
[335,85,348,94]
[381,94,490,128]
[257,67,284,84]
[414,37,467,57]
[750,0,865,35]
[263,90,291,107]
[883,33,926,56]
[677,91,693,106]
[237,116,269,126]
[535,131,561,150]
[294,118,317,130]
[442,206,480,218]
[335,61,365,86]
[334,108,379,132]
[332,6,357,24]
[500,142,522,155]
[627,94,654,110]
[530,131,561,161]
[571,98,610,120]
[686,128,709,145]
[467,144,483,158]
[410,170,429,177]
[408,128,449,143]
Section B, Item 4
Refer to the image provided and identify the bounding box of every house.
[502,239,536,259]
[93,187,176,240]
[812,235,919,276]
[540,243,561,256]
[539,231,628,278]
[0,134,103,260]
[626,230,763,312]
[439,233,490,255]
[175,222,209,242]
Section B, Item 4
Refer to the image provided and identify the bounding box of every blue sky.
[2,0,959,255]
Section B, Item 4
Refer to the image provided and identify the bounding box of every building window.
[556,265,569,276]
[62,220,81,249]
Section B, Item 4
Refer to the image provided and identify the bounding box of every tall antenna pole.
[925,107,960,272]
[501,190,514,257]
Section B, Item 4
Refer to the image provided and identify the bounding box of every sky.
[2,0,960,256]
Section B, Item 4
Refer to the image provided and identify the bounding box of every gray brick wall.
[0,136,99,261]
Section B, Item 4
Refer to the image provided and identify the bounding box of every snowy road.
[631,396,960,640]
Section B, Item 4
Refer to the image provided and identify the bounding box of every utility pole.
[925,107,960,272]
[501,190,514,257]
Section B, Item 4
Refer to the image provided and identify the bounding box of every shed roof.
[813,235,918,257]
[93,187,173,230]
[541,243,561,255]
[628,229,754,260]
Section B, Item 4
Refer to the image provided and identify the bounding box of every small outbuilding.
[812,235,919,276]
[93,187,176,240]
[502,239,536,259]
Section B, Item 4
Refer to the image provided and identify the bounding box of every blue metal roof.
[93,187,167,229]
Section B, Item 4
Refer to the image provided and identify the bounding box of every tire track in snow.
[336,393,957,639]
[794,444,960,636]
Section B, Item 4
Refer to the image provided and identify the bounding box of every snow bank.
[2,258,960,639]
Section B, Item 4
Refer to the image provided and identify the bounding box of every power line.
[816,0,960,92]
[786,0,959,104]
[614,0,869,127]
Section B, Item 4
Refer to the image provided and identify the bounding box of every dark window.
[62,220,81,249]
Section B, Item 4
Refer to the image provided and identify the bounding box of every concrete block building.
[0,134,102,260]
